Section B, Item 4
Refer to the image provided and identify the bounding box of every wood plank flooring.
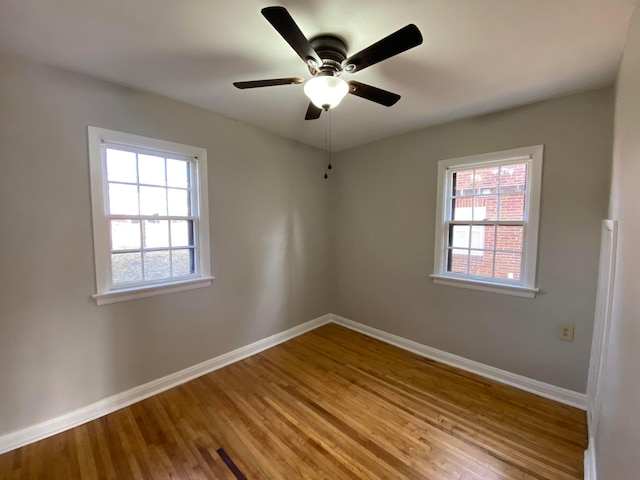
[0,324,587,479]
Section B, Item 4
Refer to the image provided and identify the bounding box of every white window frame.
[88,126,213,305]
[431,145,543,299]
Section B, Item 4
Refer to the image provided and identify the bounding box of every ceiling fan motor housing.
[309,35,348,76]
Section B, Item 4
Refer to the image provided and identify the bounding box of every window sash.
[445,161,532,224]
[443,219,527,284]
[101,144,201,289]
[441,158,532,286]
[108,216,200,287]
[102,145,198,213]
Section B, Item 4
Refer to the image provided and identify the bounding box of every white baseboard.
[329,314,587,410]
[0,312,587,456]
[0,314,331,455]
[584,440,597,480]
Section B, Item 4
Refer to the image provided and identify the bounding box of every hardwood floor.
[0,324,587,479]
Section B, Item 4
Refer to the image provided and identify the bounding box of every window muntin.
[432,145,543,297]
[88,127,211,304]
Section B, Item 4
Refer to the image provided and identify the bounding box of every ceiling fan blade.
[305,102,322,120]
[261,6,323,68]
[348,81,401,107]
[233,77,305,89]
[342,24,423,73]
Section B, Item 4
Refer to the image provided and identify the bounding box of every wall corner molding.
[0,314,332,455]
[584,439,597,480]
[328,313,587,410]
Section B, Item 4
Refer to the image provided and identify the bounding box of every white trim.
[92,276,215,305]
[586,220,617,439]
[87,126,211,305]
[438,150,534,170]
[432,145,543,296]
[0,314,332,455]
[430,274,539,298]
[584,440,597,480]
[329,314,586,410]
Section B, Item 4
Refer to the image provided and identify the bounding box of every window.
[88,127,212,305]
[431,145,543,298]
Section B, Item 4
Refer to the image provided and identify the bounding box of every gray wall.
[0,54,331,435]
[331,88,614,392]
[0,50,617,439]
[596,3,640,478]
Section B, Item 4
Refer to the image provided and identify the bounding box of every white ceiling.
[0,0,635,151]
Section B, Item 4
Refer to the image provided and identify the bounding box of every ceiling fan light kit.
[233,6,423,120]
[304,75,349,110]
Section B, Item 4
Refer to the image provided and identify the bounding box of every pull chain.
[324,108,329,179]
[328,109,333,171]
[324,109,333,179]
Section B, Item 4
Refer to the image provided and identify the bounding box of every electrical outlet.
[558,324,575,342]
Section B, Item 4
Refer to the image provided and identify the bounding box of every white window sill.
[92,277,214,306]
[430,274,538,299]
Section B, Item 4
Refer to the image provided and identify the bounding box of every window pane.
[470,251,494,278]
[106,149,137,183]
[144,220,169,248]
[450,225,470,248]
[499,194,525,220]
[475,166,499,195]
[448,249,469,274]
[144,250,171,280]
[168,188,190,216]
[112,252,142,284]
[111,219,140,250]
[495,252,522,281]
[138,154,166,186]
[496,226,524,252]
[452,170,474,197]
[452,198,473,220]
[108,183,139,215]
[474,196,497,221]
[139,186,167,216]
[171,220,194,247]
[500,163,527,194]
[477,225,495,250]
[167,159,190,188]
[172,248,195,277]
[470,225,488,250]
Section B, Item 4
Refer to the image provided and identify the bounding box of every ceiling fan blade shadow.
[233,77,305,89]
[348,81,400,106]
[262,6,323,68]
[343,24,423,73]
[305,102,323,120]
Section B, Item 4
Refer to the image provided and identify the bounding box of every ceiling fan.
[233,6,423,120]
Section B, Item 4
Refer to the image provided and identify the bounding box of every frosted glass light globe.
[304,76,349,110]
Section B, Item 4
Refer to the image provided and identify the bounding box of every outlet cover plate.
[559,324,575,342]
